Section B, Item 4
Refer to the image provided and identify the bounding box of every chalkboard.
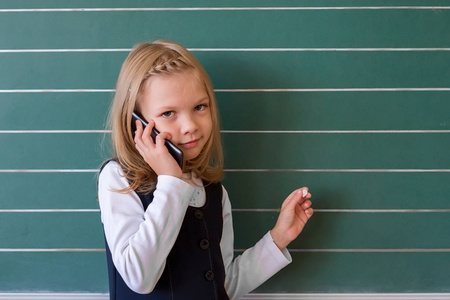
[1,0,449,296]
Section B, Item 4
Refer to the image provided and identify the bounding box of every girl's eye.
[162,111,174,118]
[194,104,207,111]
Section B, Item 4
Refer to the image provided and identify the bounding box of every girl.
[98,40,314,300]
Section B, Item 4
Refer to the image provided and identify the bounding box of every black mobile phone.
[132,112,184,169]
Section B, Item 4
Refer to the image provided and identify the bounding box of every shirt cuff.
[266,231,293,264]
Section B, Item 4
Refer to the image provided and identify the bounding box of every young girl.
[98,40,314,300]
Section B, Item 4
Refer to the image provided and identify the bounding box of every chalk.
[302,189,308,197]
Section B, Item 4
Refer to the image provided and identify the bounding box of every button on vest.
[195,209,204,220]
[205,270,215,281]
[200,239,210,250]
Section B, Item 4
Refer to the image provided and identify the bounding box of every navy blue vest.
[102,164,229,300]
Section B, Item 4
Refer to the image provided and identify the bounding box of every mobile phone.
[132,112,184,169]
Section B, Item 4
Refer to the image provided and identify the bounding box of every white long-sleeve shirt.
[98,161,291,299]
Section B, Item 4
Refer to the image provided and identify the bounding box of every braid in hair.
[151,56,188,73]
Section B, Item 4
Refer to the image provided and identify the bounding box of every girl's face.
[138,70,213,161]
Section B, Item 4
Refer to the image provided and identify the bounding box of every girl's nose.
[180,114,199,135]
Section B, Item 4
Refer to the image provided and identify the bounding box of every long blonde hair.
[108,40,223,193]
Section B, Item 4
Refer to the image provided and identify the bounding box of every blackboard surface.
[0,0,449,294]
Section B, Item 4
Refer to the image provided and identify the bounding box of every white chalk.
[302,189,308,197]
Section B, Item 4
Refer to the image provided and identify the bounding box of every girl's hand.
[134,120,183,179]
[270,188,314,250]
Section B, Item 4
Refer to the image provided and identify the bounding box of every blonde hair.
[108,40,223,193]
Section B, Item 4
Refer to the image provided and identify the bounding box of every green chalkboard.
[0,0,449,295]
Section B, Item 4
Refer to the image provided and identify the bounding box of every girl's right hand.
[270,188,313,250]
[134,120,183,178]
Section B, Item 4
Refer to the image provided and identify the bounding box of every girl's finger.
[134,128,148,159]
[141,120,155,147]
[134,120,142,139]
[281,189,300,210]
[283,188,307,211]
[301,200,312,210]
[134,120,145,147]
[155,131,172,147]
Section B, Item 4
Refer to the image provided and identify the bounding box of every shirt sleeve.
[220,186,292,300]
[98,161,196,294]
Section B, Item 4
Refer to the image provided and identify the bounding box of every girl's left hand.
[134,119,183,178]
[270,188,314,250]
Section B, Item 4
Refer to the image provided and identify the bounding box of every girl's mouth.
[179,138,200,149]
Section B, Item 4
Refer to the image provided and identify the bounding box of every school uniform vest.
[103,172,230,300]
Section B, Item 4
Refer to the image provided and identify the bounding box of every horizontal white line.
[234,248,450,253]
[0,169,98,173]
[1,248,449,253]
[0,209,100,213]
[221,130,450,134]
[0,294,110,300]
[241,293,450,300]
[287,249,450,253]
[1,293,449,300]
[225,169,450,173]
[0,130,110,134]
[233,209,450,213]
[2,209,448,213]
[0,49,131,53]
[0,294,109,300]
[215,88,450,92]
[1,169,450,173]
[0,7,449,13]
[2,130,450,134]
[316,209,450,213]
[0,248,105,252]
[2,48,450,53]
[193,48,450,52]
[0,89,114,93]
[1,88,449,93]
